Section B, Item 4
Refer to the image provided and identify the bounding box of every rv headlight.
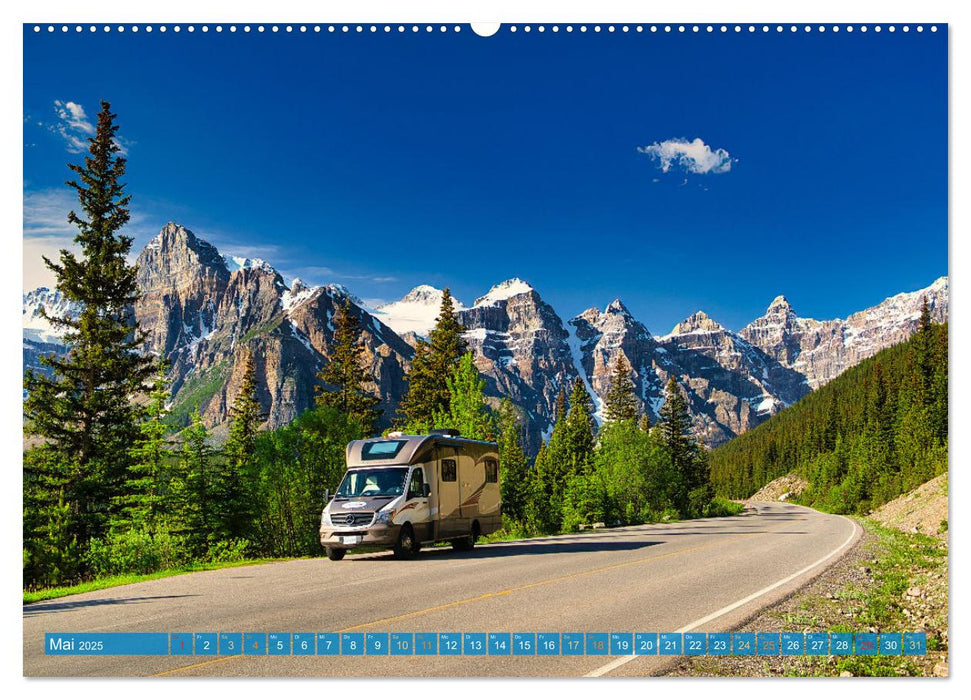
[321,510,332,527]
[374,509,394,525]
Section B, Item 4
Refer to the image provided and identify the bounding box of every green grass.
[23,557,290,604]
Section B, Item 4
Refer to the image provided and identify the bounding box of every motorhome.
[319,430,502,560]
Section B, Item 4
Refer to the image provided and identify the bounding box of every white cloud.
[50,100,130,155]
[637,137,734,175]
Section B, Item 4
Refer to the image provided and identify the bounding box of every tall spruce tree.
[23,101,153,544]
[659,376,707,513]
[563,378,597,473]
[496,399,530,524]
[117,360,172,535]
[398,287,467,431]
[604,354,638,422]
[315,299,382,434]
[219,351,264,540]
[177,410,215,553]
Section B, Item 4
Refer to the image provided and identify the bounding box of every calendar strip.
[44,631,927,656]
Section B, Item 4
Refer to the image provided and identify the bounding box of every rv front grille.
[330,512,375,528]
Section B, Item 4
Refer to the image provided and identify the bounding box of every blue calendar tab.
[463,633,486,655]
[708,633,731,655]
[903,632,927,656]
[316,633,339,655]
[392,633,415,655]
[562,633,584,655]
[45,633,169,656]
[758,633,780,656]
[366,633,389,655]
[244,633,266,655]
[170,633,192,655]
[268,633,290,655]
[439,633,461,655]
[659,633,682,655]
[610,633,633,656]
[538,633,560,656]
[879,633,902,656]
[684,633,706,655]
[194,633,217,655]
[732,633,755,656]
[781,633,804,656]
[635,633,658,655]
[586,632,609,655]
[218,633,241,655]
[806,633,828,655]
[513,633,535,655]
[488,633,511,655]
[341,633,364,655]
[415,633,436,655]
[292,633,315,655]
[830,633,853,655]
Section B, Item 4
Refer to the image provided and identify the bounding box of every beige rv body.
[319,434,501,558]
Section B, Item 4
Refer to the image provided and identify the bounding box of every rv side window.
[484,459,498,483]
[441,459,457,482]
[408,468,424,498]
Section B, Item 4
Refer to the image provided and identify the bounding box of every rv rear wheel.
[326,547,346,561]
[451,522,479,551]
[393,524,418,560]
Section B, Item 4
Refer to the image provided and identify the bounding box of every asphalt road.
[23,502,859,677]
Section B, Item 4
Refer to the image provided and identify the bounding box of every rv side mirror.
[324,489,331,505]
[423,483,431,498]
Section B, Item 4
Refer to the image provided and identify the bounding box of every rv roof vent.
[429,428,461,437]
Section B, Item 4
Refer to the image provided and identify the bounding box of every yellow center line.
[151,536,729,677]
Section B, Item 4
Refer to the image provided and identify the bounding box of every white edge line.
[584,513,861,678]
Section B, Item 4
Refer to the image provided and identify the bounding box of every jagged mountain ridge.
[22,222,948,449]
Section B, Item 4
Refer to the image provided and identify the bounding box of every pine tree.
[23,101,154,544]
[604,354,638,422]
[219,351,264,540]
[177,410,215,553]
[496,399,530,524]
[659,376,704,513]
[117,361,172,535]
[638,414,652,432]
[399,287,467,431]
[563,378,597,473]
[315,299,382,434]
[435,353,495,440]
[397,338,435,432]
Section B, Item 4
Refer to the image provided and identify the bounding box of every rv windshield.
[335,467,409,498]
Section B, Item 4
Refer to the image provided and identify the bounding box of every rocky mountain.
[132,223,413,431]
[656,311,810,445]
[22,223,948,450]
[740,277,949,389]
[455,279,578,450]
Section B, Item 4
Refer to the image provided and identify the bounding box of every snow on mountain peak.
[767,295,793,313]
[473,278,534,307]
[23,287,79,343]
[372,285,466,337]
[224,254,277,275]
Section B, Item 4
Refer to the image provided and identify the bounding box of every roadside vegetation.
[668,517,948,677]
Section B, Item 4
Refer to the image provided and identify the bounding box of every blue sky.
[23,25,947,333]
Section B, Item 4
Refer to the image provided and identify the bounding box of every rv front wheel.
[393,524,418,560]
[326,547,346,561]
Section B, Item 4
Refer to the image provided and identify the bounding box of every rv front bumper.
[319,524,399,549]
